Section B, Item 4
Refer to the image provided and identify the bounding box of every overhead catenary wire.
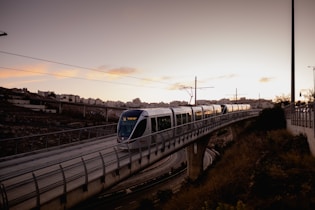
[0,50,175,87]
[0,66,163,89]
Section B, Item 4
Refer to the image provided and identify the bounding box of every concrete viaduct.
[0,110,259,210]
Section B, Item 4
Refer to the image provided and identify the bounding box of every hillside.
[0,100,114,139]
[157,109,315,210]
[0,87,120,139]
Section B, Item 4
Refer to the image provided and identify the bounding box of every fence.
[0,124,117,158]
[284,102,314,129]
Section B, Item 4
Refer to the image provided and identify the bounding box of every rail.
[0,110,260,210]
[0,124,117,158]
[284,102,314,128]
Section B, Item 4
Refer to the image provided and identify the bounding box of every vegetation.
[256,106,286,131]
[157,107,315,210]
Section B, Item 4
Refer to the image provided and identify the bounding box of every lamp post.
[308,66,315,99]
[0,31,7,36]
[291,0,295,104]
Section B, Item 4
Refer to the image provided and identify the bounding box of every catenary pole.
[195,76,197,106]
[291,0,295,103]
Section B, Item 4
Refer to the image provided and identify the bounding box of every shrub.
[157,189,173,203]
[137,198,155,210]
[257,107,286,131]
[161,126,315,210]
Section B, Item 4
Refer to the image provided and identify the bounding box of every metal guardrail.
[0,110,260,210]
[0,124,117,158]
[284,102,314,128]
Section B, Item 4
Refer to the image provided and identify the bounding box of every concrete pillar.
[83,105,86,118]
[185,120,250,181]
[59,102,62,114]
[186,135,210,181]
[105,107,108,122]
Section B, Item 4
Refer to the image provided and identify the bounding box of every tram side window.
[204,110,211,118]
[195,111,202,121]
[182,114,187,124]
[176,114,182,126]
[157,116,171,131]
[131,119,147,139]
[151,118,157,133]
[188,113,192,123]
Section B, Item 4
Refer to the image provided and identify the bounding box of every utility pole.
[226,88,246,103]
[195,76,197,106]
[194,76,214,106]
[181,76,214,105]
[291,0,295,103]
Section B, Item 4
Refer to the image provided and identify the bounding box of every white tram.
[117,104,250,149]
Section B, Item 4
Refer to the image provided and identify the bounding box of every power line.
[0,50,174,86]
[0,66,163,89]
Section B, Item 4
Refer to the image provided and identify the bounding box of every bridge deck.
[0,110,259,210]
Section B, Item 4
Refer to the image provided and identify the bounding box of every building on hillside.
[58,94,80,103]
[7,99,56,113]
[38,90,56,98]
[95,98,105,105]
[88,98,96,105]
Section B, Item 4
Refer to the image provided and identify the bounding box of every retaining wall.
[287,119,315,157]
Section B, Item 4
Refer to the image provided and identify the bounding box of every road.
[72,147,218,209]
[0,132,218,210]
[0,135,125,210]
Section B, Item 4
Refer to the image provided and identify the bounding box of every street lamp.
[0,31,7,36]
[308,66,315,99]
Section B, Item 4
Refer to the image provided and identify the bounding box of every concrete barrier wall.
[287,119,315,157]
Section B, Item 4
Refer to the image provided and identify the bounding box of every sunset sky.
[1,0,315,103]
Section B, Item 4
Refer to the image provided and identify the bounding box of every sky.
[0,0,315,104]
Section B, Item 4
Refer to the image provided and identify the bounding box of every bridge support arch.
[186,120,249,181]
[186,135,210,181]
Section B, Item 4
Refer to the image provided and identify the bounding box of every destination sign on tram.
[123,116,138,121]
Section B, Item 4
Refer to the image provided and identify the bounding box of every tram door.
[151,117,157,145]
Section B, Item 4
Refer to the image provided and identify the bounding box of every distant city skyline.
[1,0,315,103]
[3,86,273,110]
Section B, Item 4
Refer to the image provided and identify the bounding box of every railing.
[284,102,314,128]
[0,124,117,158]
[0,110,260,210]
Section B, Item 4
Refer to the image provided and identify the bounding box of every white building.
[58,94,80,103]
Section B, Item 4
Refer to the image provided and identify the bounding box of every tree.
[274,93,290,106]
[300,89,315,102]
[132,98,142,104]
[257,107,286,131]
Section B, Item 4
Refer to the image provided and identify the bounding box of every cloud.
[4,79,48,87]
[53,69,80,79]
[86,71,106,80]
[0,64,80,80]
[207,74,238,80]
[217,74,238,79]
[96,66,139,80]
[107,67,138,76]
[160,76,173,80]
[168,82,191,90]
[140,75,174,85]
[0,64,48,78]
[259,77,273,83]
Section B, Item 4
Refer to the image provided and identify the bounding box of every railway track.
[72,164,187,210]
[72,148,218,210]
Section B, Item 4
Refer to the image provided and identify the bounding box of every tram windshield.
[118,110,143,139]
